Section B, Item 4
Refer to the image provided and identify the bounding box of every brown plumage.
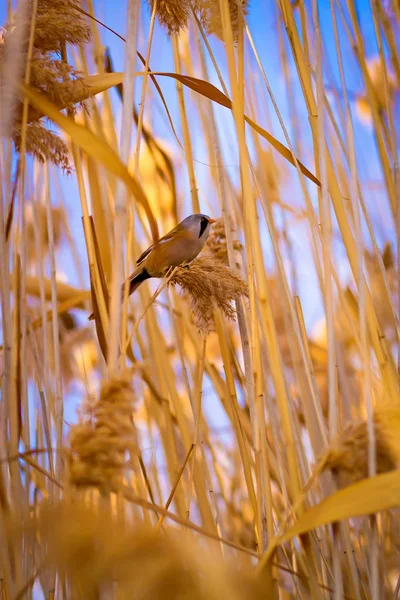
[88,214,215,320]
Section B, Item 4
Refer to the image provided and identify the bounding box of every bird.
[88,214,215,320]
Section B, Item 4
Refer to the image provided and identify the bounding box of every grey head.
[179,213,216,240]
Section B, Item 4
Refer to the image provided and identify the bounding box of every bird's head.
[180,213,216,240]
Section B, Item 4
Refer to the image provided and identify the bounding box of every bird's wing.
[136,225,182,265]
[136,243,155,265]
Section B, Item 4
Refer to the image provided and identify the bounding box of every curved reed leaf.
[79,72,321,187]
[258,469,400,570]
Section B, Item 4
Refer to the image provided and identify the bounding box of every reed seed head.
[195,0,249,42]
[170,255,248,332]
[68,376,138,490]
[321,409,400,488]
[147,0,191,35]
[35,501,265,599]
[0,0,90,171]
[14,122,72,172]
[28,51,88,112]
[33,0,91,52]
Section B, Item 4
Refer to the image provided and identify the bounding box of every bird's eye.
[199,217,208,238]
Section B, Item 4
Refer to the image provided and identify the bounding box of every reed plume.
[68,377,138,490]
[147,0,191,35]
[32,500,265,600]
[0,0,90,171]
[170,255,248,332]
[194,0,249,41]
[321,409,400,488]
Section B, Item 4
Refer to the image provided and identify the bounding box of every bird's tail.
[127,267,151,295]
[88,267,152,321]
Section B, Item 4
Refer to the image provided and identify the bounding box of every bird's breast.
[145,236,206,276]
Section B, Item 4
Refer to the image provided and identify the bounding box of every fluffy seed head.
[13,122,72,172]
[33,0,91,52]
[68,376,138,490]
[195,0,249,42]
[147,0,191,35]
[170,255,248,332]
[33,501,266,599]
[321,409,400,488]
[0,0,90,170]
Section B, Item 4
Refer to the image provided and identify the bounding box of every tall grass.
[0,0,399,597]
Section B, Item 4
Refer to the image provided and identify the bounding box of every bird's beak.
[208,218,216,224]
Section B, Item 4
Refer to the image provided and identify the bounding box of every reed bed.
[0,0,399,597]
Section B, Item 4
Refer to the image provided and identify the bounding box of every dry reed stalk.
[216,20,255,512]
[230,1,305,519]
[192,22,279,555]
[369,5,400,383]
[133,2,157,178]
[81,155,113,282]
[247,100,328,470]
[78,151,111,338]
[194,3,296,572]
[179,29,226,216]
[213,309,260,546]
[172,35,200,213]
[108,0,139,374]
[341,3,396,216]
[119,0,153,363]
[43,166,64,485]
[137,306,193,518]
[149,305,220,532]
[0,4,39,591]
[75,49,117,294]
[71,45,115,293]
[243,90,290,556]
[312,0,338,443]
[184,336,206,518]
[284,0,399,405]
[184,30,259,514]
[331,4,380,591]
[166,296,223,540]
[8,4,37,549]
[24,202,64,266]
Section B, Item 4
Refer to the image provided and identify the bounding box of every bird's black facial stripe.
[199,217,208,238]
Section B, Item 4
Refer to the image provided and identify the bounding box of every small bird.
[89,214,215,320]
